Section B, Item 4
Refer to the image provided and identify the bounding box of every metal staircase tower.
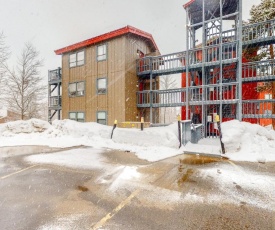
[48,67,62,123]
[136,0,275,135]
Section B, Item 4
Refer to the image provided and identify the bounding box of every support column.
[149,57,153,124]
[185,7,190,120]
[237,0,243,121]
[219,0,223,121]
[201,0,206,136]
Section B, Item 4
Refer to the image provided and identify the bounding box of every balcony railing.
[49,68,62,82]
[242,59,275,82]
[137,42,238,76]
[242,100,275,118]
[49,96,62,108]
[242,18,275,46]
[137,83,239,108]
[137,20,275,77]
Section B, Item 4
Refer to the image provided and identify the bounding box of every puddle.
[77,185,89,192]
[177,168,194,185]
[179,155,221,165]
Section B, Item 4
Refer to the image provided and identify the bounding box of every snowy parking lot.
[0,145,274,230]
[0,119,275,229]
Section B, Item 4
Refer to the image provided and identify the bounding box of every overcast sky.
[0,0,261,84]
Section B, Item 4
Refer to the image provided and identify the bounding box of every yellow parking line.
[92,189,140,230]
[0,165,37,180]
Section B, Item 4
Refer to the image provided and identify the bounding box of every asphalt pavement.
[0,146,274,230]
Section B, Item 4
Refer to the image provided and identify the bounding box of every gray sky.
[0,0,261,83]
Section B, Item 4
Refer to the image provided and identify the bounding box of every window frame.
[69,50,85,68]
[97,77,107,95]
[68,81,85,97]
[97,44,107,61]
[69,111,85,122]
[97,111,107,125]
[264,93,272,100]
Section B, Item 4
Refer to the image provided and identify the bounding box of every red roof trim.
[55,25,158,55]
[183,0,195,9]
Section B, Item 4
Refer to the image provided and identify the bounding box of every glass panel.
[98,78,106,88]
[97,119,106,125]
[77,112,84,119]
[69,112,76,119]
[77,51,84,65]
[69,53,76,67]
[76,82,84,96]
[97,78,106,94]
[77,82,84,91]
[97,111,106,119]
[98,45,105,55]
[265,94,272,99]
[69,83,77,95]
[97,44,106,61]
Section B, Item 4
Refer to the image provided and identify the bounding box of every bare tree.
[160,75,178,123]
[0,32,10,94]
[3,43,46,120]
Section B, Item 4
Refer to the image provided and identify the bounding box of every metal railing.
[137,83,239,108]
[242,19,275,45]
[242,59,275,82]
[137,20,275,76]
[49,68,62,82]
[49,96,62,108]
[137,42,238,75]
[242,100,275,118]
[137,88,186,107]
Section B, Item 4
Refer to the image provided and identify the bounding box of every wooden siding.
[62,34,157,125]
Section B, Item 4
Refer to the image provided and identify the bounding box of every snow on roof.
[55,25,159,55]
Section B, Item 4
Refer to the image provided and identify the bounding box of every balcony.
[242,59,275,83]
[49,68,62,84]
[49,96,62,109]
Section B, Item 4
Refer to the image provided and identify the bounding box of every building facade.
[49,26,160,125]
[136,0,275,136]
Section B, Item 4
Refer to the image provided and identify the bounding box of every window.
[97,111,107,125]
[97,44,107,61]
[68,81,85,96]
[97,78,107,94]
[69,112,85,122]
[69,50,85,67]
[264,110,272,115]
[265,94,272,99]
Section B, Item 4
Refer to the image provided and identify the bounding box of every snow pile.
[49,119,112,139]
[112,124,179,148]
[0,119,181,161]
[0,118,275,162]
[221,120,275,162]
[0,119,50,136]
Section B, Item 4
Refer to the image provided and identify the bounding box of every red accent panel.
[55,25,158,55]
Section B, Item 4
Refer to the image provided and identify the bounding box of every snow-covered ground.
[0,118,275,163]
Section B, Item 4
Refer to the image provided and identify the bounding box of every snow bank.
[0,119,50,136]
[221,120,275,162]
[1,118,275,162]
[0,119,182,161]
[112,123,179,148]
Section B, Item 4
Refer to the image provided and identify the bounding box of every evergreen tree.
[249,0,275,128]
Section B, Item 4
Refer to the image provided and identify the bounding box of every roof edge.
[183,0,195,9]
[55,25,158,55]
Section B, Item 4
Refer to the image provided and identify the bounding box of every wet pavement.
[0,146,274,230]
